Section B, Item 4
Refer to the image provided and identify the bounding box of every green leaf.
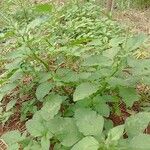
[129,134,150,150]
[48,118,82,147]
[73,82,99,101]
[41,136,50,150]
[40,94,63,120]
[82,55,113,67]
[103,47,119,59]
[26,111,47,137]
[6,99,17,111]
[92,96,110,117]
[35,4,52,13]
[2,130,22,145]
[125,112,150,137]
[75,108,104,136]
[106,125,124,144]
[126,34,148,51]
[39,72,52,83]
[119,87,140,107]
[27,16,48,31]
[71,136,99,150]
[35,81,53,101]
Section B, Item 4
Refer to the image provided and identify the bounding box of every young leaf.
[71,136,99,150]
[73,82,99,101]
[125,112,150,137]
[35,81,53,101]
[119,86,140,107]
[75,108,104,136]
[106,125,125,143]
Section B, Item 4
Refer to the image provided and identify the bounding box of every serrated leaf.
[119,87,140,107]
[35,81,53,101]
[71,136,99,150]
[106,125,125,143]
[129,134,150,150]
[125,112,150,137]
[73,82,99,101]
[75,108,104,136]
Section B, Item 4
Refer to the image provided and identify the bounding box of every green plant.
[0,1,150,150]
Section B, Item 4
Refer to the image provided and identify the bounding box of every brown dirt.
[114,9,150,34]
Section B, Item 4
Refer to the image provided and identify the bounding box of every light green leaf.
[48,118,82,147]
[73,82,99,101]
[75,108,104,136]
[6,99,17,111]
[129,134,150,150]
[1,130,23,146]
[40,94,63,120]
[41,136,50,150]
[26,112,46,137]
[82,55,113,67]
[126,34,148,51]
[27,16,48,31]
[125,112,150,137]
[103,47,119,59]
[1,83,17,94]
[106,125,125,143]
[119,87,140,107]
[35,81,53,101]
[71,136,99,150]
[39,72,52,83]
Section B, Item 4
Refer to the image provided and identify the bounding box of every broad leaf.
[129,134,150,150]
[75,108,104,136]
[82,55,113,67]
[41,136,50,150]
[35,81,53,101]
[119,86,140,107]
[71,136,99,150]
[73,82,99,101]
[106,125,125,143]
[40,94,63,120]
[48,118,82,147]
[125,112,150,137]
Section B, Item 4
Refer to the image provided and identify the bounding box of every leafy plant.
[0,1,150,150]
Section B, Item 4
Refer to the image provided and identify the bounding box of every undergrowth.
[0,1,150,150]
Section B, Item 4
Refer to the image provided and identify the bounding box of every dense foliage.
[0,1,150,150]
